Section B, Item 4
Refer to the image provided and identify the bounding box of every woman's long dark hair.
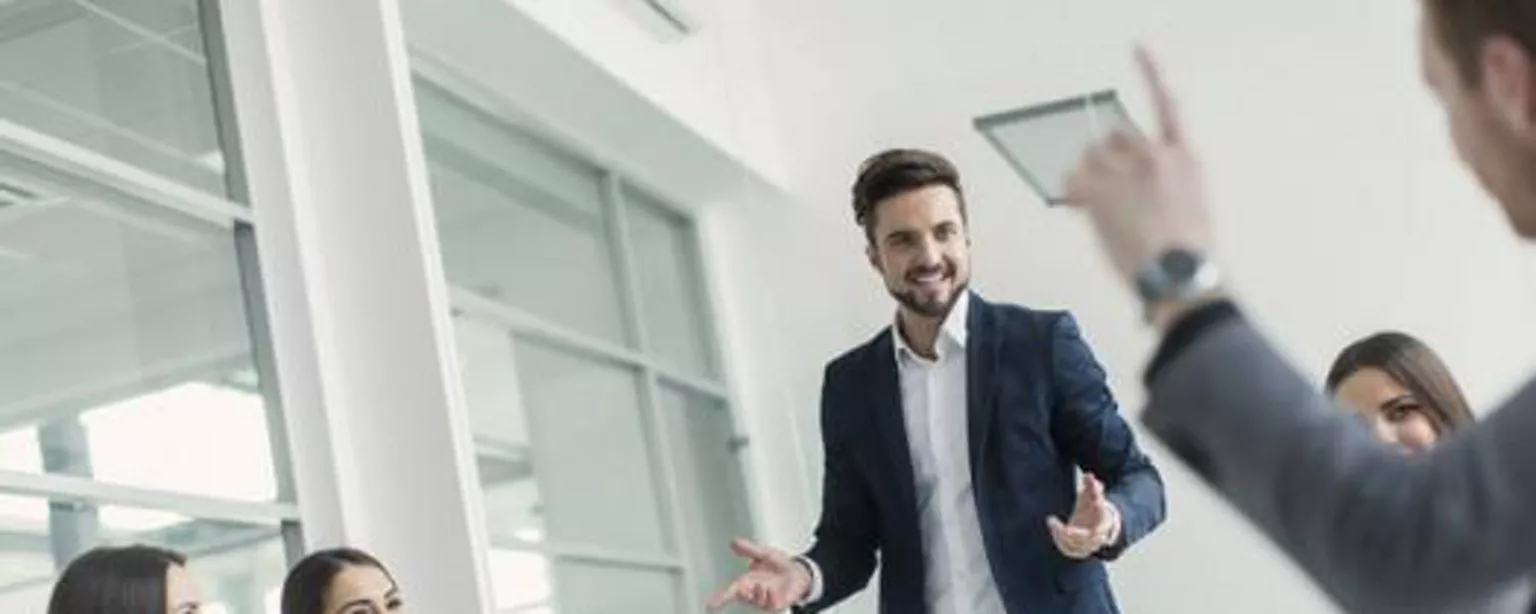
[47,545,187,614]
[281,548,395,614]
[1326,331,1476,435]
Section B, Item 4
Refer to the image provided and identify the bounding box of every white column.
[214,0,494,611]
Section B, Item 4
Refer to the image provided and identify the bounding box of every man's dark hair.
[851,148,966,243]
[1424,0,1536,85]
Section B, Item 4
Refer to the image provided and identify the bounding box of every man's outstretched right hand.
[705,538,813,612]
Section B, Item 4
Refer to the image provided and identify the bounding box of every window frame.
[419,76,755,614]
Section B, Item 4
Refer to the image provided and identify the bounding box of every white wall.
[506,0,790,188]
[735,1,1536,613]
[504,0,1536,612]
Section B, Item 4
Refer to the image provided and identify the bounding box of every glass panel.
[513,338,671,555]
[487,550,682,614]
[624,188,717,378]
[82,383,276,502]
[0,0,229,194]
[552,561,681,614]
[416,81,630,346]
[456,314,672,557]
[658,385,754,609]
[0,150,280,502]
[190,535,287,614]
[0,494,285,614]
[486,548,555,613]
[974,90,1135,205]
[455,316,545,548]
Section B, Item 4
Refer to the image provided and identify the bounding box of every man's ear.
[1479,35,1536,136]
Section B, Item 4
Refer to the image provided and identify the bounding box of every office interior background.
[1,0,1534,612]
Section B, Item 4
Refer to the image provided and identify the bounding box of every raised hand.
[706,538,813,612]
[1046,473,1122,559]
[1062,46,1214,300]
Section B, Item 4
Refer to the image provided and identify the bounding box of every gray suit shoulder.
[1144,317,1536,614]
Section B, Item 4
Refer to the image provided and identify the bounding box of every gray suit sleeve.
[1143,318,1536,614]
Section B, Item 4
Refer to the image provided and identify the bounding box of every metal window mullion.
[603,172,706,614]
[452,285,734,408]
[604,172,648,353]
[197,0,249,203]
[491,538,686,571]
[232,223,306,563]
[691,214,771,542]
[672,213,725,380]
[0,120,251,227]
[212,0,305,562]
[0,469,300,525]
[0,349,247,440]
[421,133,604,234]
[36,418,99,570]
[654,368,730,401]
[450,285,648,368]
[685,215,734,388]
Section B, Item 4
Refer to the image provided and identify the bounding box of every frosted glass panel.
[0,152,278,502]
[975,90,1136,205]
[514,339,671,555]
[417,81,630,346]
[554,561,681,614]
[0,0,229,194]
[659,385,753,612]
[624,187,716,378]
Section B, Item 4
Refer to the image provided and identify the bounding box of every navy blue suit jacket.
[799,294,1165,614]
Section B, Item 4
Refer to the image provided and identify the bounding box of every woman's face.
[164,564,202,614]
[323,564,404,614]
[1334,367,1441,454]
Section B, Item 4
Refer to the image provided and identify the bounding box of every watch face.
[1162,249,1200,283]
[1136,248,1211,305]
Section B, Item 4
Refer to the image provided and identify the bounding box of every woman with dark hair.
[47,544,202,614]
[1327,331,1533,611]
[281,548,404,614]
[1326,331,1476,454]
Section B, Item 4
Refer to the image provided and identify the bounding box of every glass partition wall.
[416,80,756,613]
[0,1,297,612]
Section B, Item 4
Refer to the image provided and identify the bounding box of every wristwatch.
[1133,248,1221,322]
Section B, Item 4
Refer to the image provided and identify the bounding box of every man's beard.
[889,264,967,319]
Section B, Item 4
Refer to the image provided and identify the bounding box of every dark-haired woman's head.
[1326,331,1476,454]
[47,544,200,614]
[281,548,403,614]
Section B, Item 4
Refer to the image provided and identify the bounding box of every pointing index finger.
[1135,45,1185,145]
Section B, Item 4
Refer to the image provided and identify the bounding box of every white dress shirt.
[803,292,1006,613]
